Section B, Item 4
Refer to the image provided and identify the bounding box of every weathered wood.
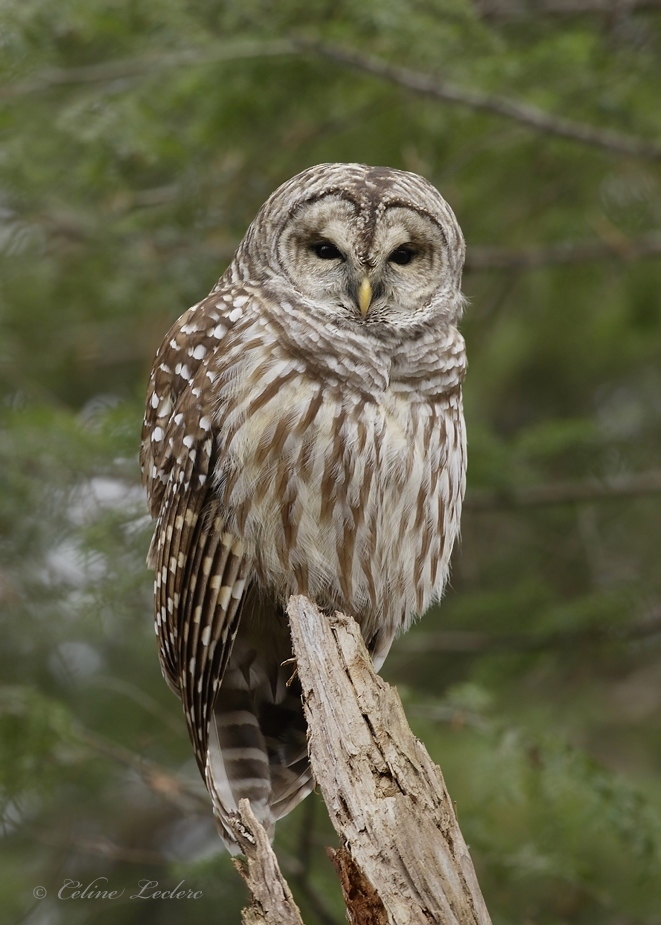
[286,595,492,925]
[229,799,306,925]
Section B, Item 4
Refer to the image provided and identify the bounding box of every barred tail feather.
[203,596,314,852]
[206,681,274,853]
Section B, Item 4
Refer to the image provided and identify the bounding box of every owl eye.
[312,241,343,260]
[388,246,414,266]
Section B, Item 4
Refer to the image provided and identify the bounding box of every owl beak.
[357,277,373,316]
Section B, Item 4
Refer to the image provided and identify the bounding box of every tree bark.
[229,799,306,925]
[285,595,493,925]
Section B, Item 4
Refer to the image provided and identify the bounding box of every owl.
[140,163,467,852]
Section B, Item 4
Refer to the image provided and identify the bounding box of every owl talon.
[281,656,298,686]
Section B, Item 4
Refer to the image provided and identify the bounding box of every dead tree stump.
[233,594,492,925]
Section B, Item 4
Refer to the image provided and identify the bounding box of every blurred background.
[2,2,661,923]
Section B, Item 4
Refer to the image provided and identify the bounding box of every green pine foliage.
[1,2,661,922]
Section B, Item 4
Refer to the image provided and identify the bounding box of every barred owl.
[140,163,467,852]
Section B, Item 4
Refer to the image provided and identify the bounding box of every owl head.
[234,163,466,330]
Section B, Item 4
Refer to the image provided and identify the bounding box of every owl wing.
[140,289,251,777]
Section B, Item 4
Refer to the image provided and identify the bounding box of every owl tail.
[205,668,273,853]
[203,633,314,854]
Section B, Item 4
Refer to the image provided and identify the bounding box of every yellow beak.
[358,277,373,316]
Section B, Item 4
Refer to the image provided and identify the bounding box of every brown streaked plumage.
[140,163,467,851]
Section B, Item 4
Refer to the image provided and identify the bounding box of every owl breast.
[211,335,466,653]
